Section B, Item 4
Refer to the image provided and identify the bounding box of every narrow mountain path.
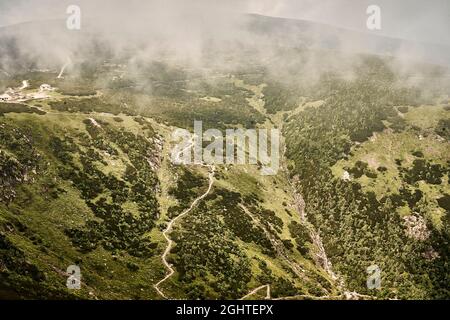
[154,164,215,299]
[57,58,71,79]
[240,282,355,300]
[241,283,373,300]
[240,284,271,300]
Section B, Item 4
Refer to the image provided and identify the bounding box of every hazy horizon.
[0,0,449,47]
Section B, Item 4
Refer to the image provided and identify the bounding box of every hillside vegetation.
[0,49,449,299]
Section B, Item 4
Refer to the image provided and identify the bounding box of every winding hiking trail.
[57,59,71,79]
[240,283,340,300]
[154,164,215,299]
[240,285,271,300]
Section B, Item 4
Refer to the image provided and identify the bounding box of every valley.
[0,13,449,300]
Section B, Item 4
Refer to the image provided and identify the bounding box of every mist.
[0,0,449,92]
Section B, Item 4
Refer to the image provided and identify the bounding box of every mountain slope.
[0,14,449,300]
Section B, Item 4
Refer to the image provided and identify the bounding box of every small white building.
[0,94,12,102]
[39,84,53,92]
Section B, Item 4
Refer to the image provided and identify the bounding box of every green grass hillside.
[0,67,337,299]
[0,52,449,300]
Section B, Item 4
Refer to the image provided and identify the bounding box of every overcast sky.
[0,0,449,46]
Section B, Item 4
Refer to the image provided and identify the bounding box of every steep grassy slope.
[0,110,166,299]
[0,68,337,299]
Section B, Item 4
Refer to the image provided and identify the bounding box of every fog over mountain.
[1,0,449,45]
[0,0,449,302]
[0,0,449,78]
